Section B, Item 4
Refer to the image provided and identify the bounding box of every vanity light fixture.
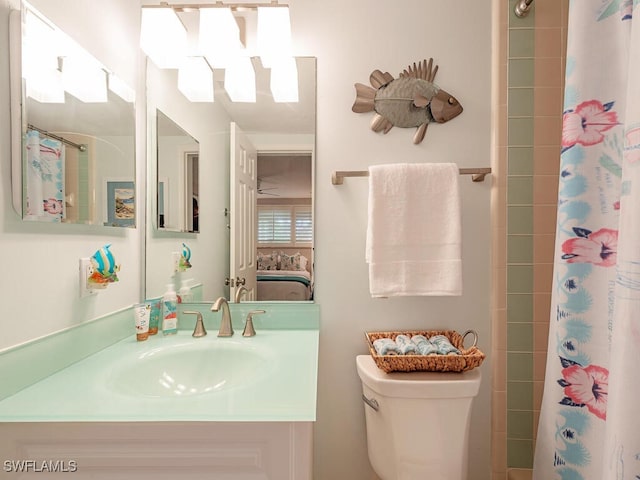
[140,7,187,69]
[257,6,292,68]
[62,48,108,103]
[224,56,256,102]
[140,2,297,103]
[178,56,214,102]
[23,9,64,103]
[108,73,136,103]
[23,3,123,104]
[199,7,243,69]
[270,56,298,102]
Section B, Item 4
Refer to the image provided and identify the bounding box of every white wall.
[0,0,493,478]
[289,0,493,478]
[0,0,143,351]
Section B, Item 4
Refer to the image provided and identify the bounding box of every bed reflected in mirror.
[255,153,313,301]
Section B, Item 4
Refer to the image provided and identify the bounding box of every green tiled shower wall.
[507,2,535,466]
[505,0,567,471]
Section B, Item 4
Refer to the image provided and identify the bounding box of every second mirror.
[156,110,199,233]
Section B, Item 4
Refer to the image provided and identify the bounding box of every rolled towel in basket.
[411,334,439,355]
[394,334,418,355]
[373,338,401,356]
[429,335,461,355]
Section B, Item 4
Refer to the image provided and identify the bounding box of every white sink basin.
[107,339,270,398]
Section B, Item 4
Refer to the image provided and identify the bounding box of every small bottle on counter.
[148,299,161,335]
[134,303,151,341]
[162,284,178,335]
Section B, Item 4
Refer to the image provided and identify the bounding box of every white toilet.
[356,355,481,480]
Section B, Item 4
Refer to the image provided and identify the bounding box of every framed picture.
[106,180,135,227]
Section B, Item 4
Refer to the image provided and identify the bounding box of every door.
[229,122,257,300]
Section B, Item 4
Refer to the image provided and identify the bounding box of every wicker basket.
[365,329,485,373]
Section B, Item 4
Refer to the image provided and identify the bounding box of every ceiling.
[257,153,312,199]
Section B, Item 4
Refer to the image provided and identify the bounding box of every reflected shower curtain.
[25,129,65,222]
[534,2,640,480]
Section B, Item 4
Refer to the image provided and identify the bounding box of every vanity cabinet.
[1,422,313,479]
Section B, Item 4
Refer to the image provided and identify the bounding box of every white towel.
[365,163,462,297]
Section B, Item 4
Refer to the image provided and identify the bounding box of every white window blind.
[295,208,313,243]
[258,205,312,246]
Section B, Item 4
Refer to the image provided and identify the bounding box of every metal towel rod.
[331,167,492,185]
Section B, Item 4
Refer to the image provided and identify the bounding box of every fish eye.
[448,97,456,105]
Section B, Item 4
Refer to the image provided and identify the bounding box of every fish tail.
[352,83,376,113]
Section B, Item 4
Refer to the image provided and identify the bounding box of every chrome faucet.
[234,285,248,303]
[211,297,233,337]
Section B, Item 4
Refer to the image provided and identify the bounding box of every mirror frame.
[9,9,23,215]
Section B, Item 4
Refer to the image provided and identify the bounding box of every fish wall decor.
[352,58,463,144]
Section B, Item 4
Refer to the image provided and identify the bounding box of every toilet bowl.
[356,355,481,480]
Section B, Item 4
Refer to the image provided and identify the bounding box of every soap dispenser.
[162,284,178,335]
[178,278,194,303]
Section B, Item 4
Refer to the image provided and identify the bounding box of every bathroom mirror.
[156,110,199,233]
[10,1,136,227]
[145,56,316,302]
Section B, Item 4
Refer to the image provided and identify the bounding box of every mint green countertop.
[0,304,319,422]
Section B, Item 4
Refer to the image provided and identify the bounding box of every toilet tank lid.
[356,355,481,399]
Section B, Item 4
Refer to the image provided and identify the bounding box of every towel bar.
[331,167,491,185]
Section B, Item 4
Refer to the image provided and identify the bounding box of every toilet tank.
[356,355,481,480]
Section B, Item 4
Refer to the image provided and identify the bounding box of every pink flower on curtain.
[559,364,608,420]
[561,227,618,267]
[562,100,619,148]
[43,198,63,215]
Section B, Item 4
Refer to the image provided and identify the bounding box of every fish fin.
[429,64,438,83]
[400,58,439,82]
[371,114,393,134]
[413,123,429,144]
[352,83,376,113]
[369,70,394,89]
[413,94,430,108]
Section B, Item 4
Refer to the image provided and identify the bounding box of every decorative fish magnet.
[178,243,192,272]
[352,58,463,144]
[88,244,120,287]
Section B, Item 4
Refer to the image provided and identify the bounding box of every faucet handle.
[183,310,207,337]
[243,310,266,337]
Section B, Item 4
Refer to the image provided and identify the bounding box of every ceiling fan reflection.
[257,178,280,196]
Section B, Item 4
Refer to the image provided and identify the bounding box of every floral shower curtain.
[25,129,65,222]
[533,1,640,480]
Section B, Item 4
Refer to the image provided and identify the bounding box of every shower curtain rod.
[27,124,87,152]
[331,167,492,185]
[514,0,534,18]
